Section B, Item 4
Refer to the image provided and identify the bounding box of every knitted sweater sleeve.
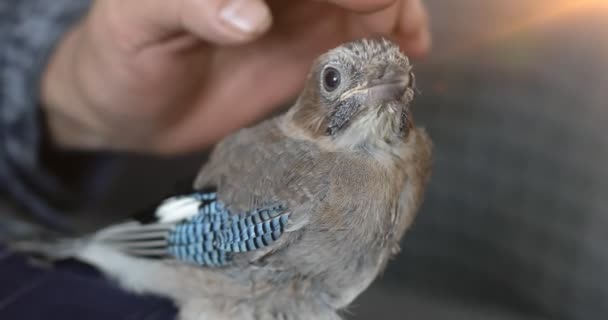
[0,0,93,230]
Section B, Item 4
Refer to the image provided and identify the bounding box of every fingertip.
[397,0,428,35]
[218,0,273,42]
[355,0,400,35]
[400,28,432,59]
[181,0,273,45]
[393,0,430,58]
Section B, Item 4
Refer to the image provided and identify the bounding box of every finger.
[181,0,273,44]
[395,28,431,58]
[396,0,431,57]
[324,0,397,13]
[355,1,400,35]
[343,0,430,57]
[117,0,273,47]
[397,0,428,37]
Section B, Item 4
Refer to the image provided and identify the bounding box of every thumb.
[119,0,273,46]
[181,0,273,44]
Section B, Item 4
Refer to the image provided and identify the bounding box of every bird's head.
[287,38,417,149]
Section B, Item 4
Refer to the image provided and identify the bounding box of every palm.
[81,1,426,153]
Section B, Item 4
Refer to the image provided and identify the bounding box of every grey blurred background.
[351,1,608,319]
[8,0,607,319]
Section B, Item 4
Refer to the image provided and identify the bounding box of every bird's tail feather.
[6,220,161,260]
[7,235,90,262]
[90,220,173,257]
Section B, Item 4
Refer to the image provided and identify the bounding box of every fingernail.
[219,0,272,35]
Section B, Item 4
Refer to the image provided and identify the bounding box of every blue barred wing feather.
[167,199,289,266]
[95,189,290,268]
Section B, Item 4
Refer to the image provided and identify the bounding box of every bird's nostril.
[370,66,405,86]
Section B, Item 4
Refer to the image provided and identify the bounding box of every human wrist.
[41,26,114,151]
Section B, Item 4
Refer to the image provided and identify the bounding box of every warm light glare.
[486,0,608,41]
[440,0,608,59]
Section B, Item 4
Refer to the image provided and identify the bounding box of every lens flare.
[485,0,608,41]
[436,0,608,60]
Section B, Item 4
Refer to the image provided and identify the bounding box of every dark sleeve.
[0,0,94,231]
[0,245,178,319]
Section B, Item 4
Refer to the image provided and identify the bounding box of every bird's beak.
[365,69,413,105]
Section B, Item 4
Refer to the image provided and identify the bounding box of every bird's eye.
[323,67,341,92]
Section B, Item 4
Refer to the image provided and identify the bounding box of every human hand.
[41,0,430,154]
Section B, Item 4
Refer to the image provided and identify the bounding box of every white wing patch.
[154,196,201,223]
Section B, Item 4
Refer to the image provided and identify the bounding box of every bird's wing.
[94,120,328,268]
[90,187,291,268]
